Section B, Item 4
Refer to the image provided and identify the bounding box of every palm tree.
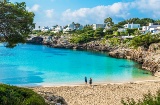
[156,19,160,25]
[38,26,40,32]
[104,17,114,27]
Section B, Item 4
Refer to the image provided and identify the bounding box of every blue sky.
[10,0,160,29]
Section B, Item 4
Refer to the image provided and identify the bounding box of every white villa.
[52,25,63,33]
[63,23,75,32]
[63,23,83,33]
[41,26,51,32]
[41,23,83,34]
[117,23,140,33]
[142,23,160,34]
[92,24,106,30]
[124,23,140,29]
[76,25,83,30]
[92,23,112,32]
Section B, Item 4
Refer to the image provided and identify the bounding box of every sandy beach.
[33,80,160,105]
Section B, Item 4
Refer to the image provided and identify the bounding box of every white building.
[124,23,140,29]
[117,28,126,32]
[76,25,83,30]
[41,26,51,32]
[142,23,160,34]
[63,23,83,33]
[52,25,63,33]
[63,23,75,33]
[92,24,106,30]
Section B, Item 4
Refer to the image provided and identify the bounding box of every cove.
[0,43,152,86]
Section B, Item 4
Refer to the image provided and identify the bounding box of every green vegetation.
[0,1,35,48]
[126,29,138,35]
[108,37,121,46]
[121,90,160,105]
[104,17,114,27]
[70,25,97,44]
[130,33,160,48]
[0,84,46,105]
[118,18,156,26]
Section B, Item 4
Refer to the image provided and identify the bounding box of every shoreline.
[37,78,160,87]
[20,73,158,87]
[32,80,160,105]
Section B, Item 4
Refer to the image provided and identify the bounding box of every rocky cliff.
[109,43,160,77]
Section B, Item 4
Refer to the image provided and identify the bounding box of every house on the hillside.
[154,27,160,34]
[41,26,51,32]
[92,24,106,30]
[92,23,112,32]
[63,23,83,33]
[117,23,140,34]
[63,23,76,33]
[124,23,140,29]
[142,23,160,34]
[52,25,63,33]
[76,25,83,30]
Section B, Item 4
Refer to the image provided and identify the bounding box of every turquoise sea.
[0,43,152,86]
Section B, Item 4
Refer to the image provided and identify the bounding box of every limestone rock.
[108,44,160,76]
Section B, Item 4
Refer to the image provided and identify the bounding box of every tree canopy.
[117,18,155,27]
[104,17,114,27]
[0,1,35,47]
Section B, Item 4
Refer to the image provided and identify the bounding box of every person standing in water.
[85,76,87,84]
[89,78,92,86]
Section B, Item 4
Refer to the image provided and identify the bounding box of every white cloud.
[132,0,160,18]
[45,9,54,18]
[35,0,160,28]
[60,0,160,25]
[61,2,131,25]
[27,4,40,12]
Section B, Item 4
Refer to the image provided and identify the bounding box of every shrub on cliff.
[108,37,121,46]
[0,84,47,105]
[70,29,95,44]
[121,90,160,105]
[130,33,160,48]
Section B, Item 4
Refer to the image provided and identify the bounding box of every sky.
[10,0,160,29]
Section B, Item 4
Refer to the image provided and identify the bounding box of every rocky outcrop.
[109,43,160,76]
[37,91,68,105]
[48,39,116,52]
[27,37,43,44]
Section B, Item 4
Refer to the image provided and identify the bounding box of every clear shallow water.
[0,43,152,86]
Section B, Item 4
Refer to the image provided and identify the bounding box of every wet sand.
[33,80,160,105]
